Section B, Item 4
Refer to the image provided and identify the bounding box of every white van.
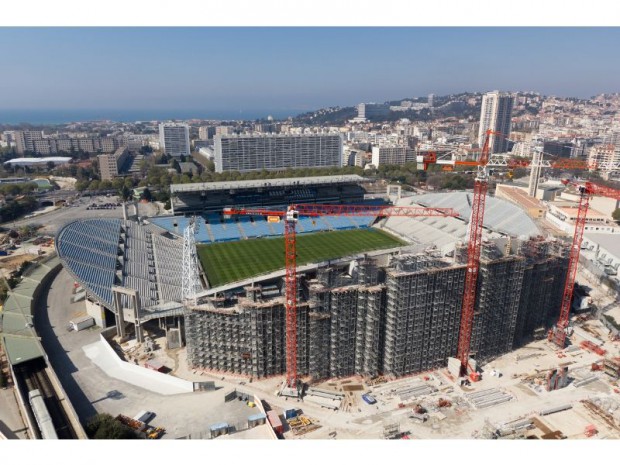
[133,411,155,423]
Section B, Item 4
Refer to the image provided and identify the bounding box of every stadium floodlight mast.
[224,204,459,392]
[182,216,201,307]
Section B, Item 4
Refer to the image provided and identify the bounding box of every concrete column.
[113,291,126,338]
[134,292,144,343]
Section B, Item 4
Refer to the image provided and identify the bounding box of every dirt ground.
[0,253,37,272]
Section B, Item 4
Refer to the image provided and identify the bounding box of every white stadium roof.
[4,157,72,166]
[380,192,541,254]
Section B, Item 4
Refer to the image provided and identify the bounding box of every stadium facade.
[213,133,343,173]
[56,178,570,382]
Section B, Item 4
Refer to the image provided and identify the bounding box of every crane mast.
[456,130,496,378]
[550,181,620,347]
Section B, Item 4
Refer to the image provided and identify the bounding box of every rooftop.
[584,232,620,258]
[170,175,368,193]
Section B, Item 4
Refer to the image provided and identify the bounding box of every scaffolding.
[384,258,466,377]
[183,237,570,382]
[470,254,524,363]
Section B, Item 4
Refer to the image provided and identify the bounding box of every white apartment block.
[98,147,129,181]
[478,91,515,154]
[588,144,619,170]
[371,146,416,167]
[159,123,190,157]
[214,133,343,173]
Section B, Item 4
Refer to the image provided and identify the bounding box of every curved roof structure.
[56,218,185,311]
[56,219,122,307]
[381,192,540,254]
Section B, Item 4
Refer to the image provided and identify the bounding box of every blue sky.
[0,27,618,114]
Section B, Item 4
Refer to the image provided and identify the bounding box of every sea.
[0,108,304,125]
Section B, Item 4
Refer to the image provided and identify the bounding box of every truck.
[69,315,95,332]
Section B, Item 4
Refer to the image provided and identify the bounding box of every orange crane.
[548,180,620,347]
[224,204,459,390]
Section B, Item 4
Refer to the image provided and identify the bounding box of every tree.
[141,188,153,202]
[85,413,140,440]
[119,185,132,201]
[613,208,620,223]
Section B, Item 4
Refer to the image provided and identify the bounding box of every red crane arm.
[585,182,620,199]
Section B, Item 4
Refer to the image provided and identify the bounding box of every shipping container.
[267,410,283,434]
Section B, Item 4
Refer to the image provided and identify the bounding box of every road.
[1,195,160,235]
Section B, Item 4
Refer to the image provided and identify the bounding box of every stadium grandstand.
[169,175,371,215]
[150,212,378,243]
[56,219,188,329]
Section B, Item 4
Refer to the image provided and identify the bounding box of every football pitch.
[197,228,405,287]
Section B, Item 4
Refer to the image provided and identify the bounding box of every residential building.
[214,133,343,173]
[589,144,619,170]
[371,146,416,167]
[216,126,233,136]
[353,103,390,123]
[199,126,216,140]
[98,147,130,181]
[159,123,191,157]
[478,91,515,154]
[15,130,44,154]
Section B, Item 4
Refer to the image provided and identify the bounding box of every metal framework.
[224,204,459,388]
[182,217,200,307]
[550,180,620,347]
[456,130,496,378]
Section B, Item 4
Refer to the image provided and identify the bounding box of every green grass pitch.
[197,228,405,287]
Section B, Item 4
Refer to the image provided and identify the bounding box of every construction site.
[32,132,620,440]
[184,236,569,382]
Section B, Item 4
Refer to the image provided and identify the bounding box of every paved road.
[2,195,160,235]
[36,268,270,438]
[0,386,29,439]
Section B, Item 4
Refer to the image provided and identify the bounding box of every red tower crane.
[224,204,459,389]
[455,130,498,379]
[548,180,620,348]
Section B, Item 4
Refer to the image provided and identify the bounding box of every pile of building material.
[395,382,437,401]
[539,404,572,416]
[495,418,534,438]
[604,358,620,379]
[304,387,344,410]
[573,375,598,388]
[465,388,513,409]
[580,340,607,356]
[573,327,604,347]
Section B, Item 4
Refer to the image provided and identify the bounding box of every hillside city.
[1,88,620,442]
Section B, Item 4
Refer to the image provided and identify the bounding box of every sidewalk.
[0,387,29,439]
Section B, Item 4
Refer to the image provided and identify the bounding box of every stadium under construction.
[55,176,570,383]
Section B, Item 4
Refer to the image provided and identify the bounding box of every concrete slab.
[83,339,192,395]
